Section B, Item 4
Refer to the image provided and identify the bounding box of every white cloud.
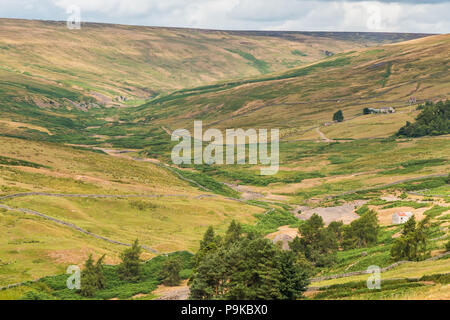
[0,0,448,33]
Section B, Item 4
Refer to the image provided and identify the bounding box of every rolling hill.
[123,34,450,138]
[0,18,431,143]
[0,19,448,300]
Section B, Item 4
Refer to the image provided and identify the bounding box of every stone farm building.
[392,212,413,225]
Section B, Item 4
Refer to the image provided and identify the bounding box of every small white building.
[392,212,413,225]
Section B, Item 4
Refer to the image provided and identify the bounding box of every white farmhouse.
[392,212,413,225]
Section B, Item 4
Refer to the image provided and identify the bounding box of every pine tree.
[160,256,183,286]
[190,221,309,300]
[278,250,310,300]
[391,216,431,261]
[402,215,416,236]
[343,210,379,249]
[225,220,242,245]
[80,254,106,297]
[328,221,344,247]
[297,214,337,267]
[117,239,142,282]
[94,254,106,289]
[193,226,221,268]
[333,110,344,122]
[190,248,228,299]
[80,255,96,297]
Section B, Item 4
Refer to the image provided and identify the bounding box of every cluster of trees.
[80,239,143,297]
[290,215,339,267]
[333,110,344,122]
[189,221,310,300]
[397,100,450,137]
[391,216,431,261]
[190,212,381,300]
[342,210,379,249]
[289,211,379,268]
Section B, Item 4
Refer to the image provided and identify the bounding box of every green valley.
[0,17,448,301]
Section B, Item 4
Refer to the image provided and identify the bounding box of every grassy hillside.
[0,137,264,286]
[1,19,421,101]
[122,34,449,137]
[0,18,431,143]
[79,34,449,208]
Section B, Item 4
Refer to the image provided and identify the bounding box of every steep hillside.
[123,34,449,139]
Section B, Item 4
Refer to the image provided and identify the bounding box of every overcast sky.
[1,0,449,33]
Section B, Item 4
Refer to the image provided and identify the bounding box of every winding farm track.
[316,127,334,142]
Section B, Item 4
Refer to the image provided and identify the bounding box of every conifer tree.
[80,254,106,297]
[391,216,431,261]
[225,220,242,245]
[80,255,97,297]
[160,256,183,286]
[333,110,344,122]
[117,239,142,282]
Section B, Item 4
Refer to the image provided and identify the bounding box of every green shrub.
[397,100,450,137]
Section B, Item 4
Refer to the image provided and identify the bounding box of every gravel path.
[316,127,334,142]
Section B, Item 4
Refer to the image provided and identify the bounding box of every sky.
[0,0,449,33]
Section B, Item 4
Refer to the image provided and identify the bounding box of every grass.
[312,257,450,288]
[0,156,48,169]
[3,194,261,258]
[312,279,427,300]
[173,168,240,198]
[382,201,430,209]
[226,49,270,74]
[424,206,449,218]
[0,137,265,286]
[243,208,303,235]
